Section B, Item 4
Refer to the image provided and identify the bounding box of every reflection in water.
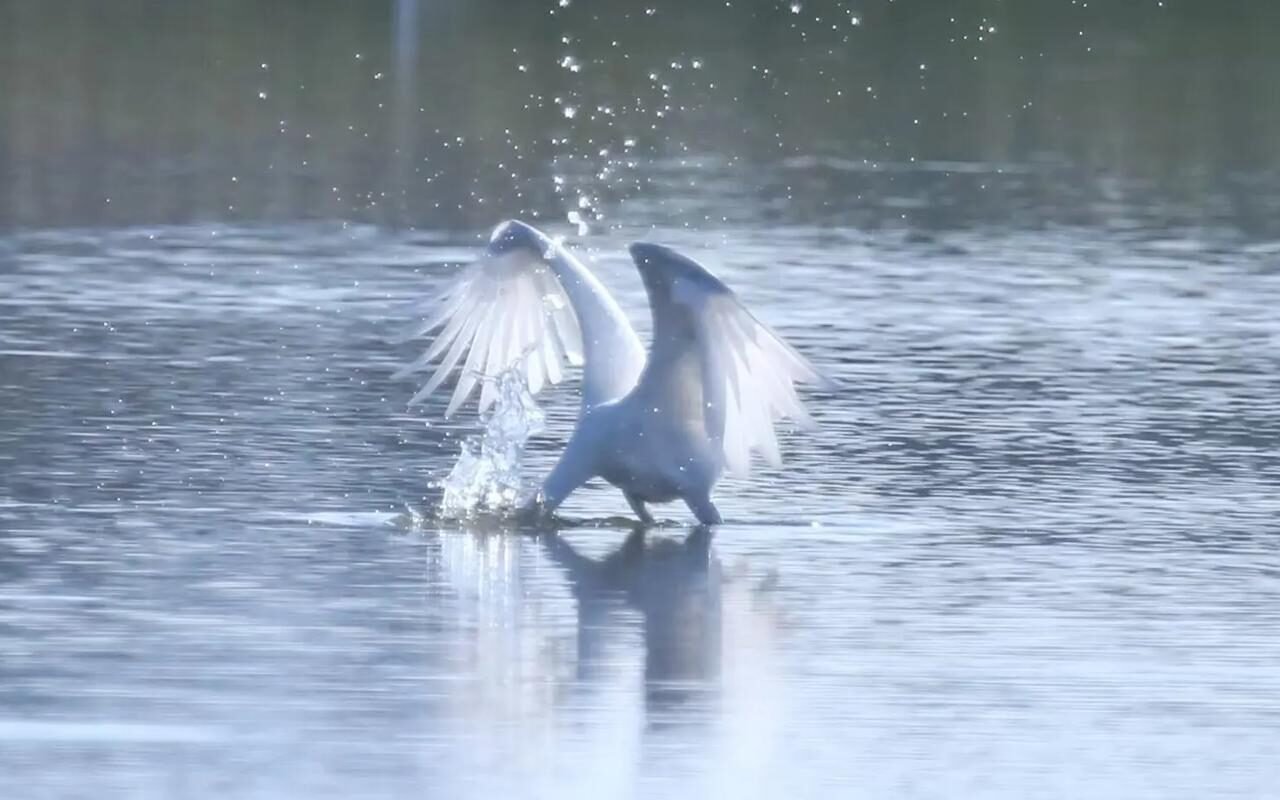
[421,522,788,797]
[542,526,722,718]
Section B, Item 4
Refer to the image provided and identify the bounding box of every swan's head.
[486,219,547,257]
[629,242,731,308]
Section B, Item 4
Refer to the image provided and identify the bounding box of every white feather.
[697,295,823,475]
[632,257,820,479]
[399,233,645,418]
[399,250,585,417]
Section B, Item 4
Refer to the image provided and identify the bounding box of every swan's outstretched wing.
[398,221,644,417]
[630,242,826,477]
[698,295,824,475]
[396,247,581,416]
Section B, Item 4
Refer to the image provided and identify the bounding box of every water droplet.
[438,368,545,518]
[790,2,802,13]
[257,91,268,100]
[566,210,589,236]
[562,106,577,119]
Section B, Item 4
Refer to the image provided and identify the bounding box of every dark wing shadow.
[540,525,721,718]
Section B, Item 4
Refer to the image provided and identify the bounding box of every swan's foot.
[514,494,550,526]
[624,491,657,526]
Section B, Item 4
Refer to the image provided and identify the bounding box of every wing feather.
[399,249,585,417]
[546,273,585,366]
[448,303,497,417]
[405,306,483,405]
[542,321,565,385]
[397,283,468,343]
[728,309,814,428]
[696,291,824,477]
[478,306,511,412]
[630,241,825,477]
[392,296,473,379]
[526,303,547,394]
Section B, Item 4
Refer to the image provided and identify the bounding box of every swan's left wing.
[395,246,583,417]
[630,242,827,477]
[698,294,826,476]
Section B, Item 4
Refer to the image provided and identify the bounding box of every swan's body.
[398,220,825,525]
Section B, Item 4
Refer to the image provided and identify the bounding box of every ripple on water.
[1,223,1278,798]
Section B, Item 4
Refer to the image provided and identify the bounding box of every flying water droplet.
[438,367,546,518]
[566,209,589,236]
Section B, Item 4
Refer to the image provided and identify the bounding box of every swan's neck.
[543,243,645,409]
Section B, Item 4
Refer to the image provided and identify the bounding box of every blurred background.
[3,2,1280,799]
[4,0,1279,234]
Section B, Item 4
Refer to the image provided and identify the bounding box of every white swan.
[398,220,827,525]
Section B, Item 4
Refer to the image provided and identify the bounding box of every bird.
[397,220,827,525]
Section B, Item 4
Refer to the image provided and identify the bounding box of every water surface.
[3,221,1279,799]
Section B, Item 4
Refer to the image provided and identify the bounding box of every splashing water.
[437,367,546,518]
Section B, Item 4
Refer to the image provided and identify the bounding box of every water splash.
[437,367,545,518]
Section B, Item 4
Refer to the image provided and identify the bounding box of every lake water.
[3,2,1280,798]
[4,220,1279,799]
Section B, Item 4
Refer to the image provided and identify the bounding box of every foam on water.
[437,368,546,518]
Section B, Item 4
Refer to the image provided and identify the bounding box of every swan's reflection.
[427,520,785,793]
[541,525,722,716]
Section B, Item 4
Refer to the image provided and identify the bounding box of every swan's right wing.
[396,247,584,417]
[629,242,828,478]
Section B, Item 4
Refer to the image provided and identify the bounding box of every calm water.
[4,1,1280,798]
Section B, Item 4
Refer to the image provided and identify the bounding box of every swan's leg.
[623,491,656,526]
[682,491,722,526]
[529,439,595,516]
